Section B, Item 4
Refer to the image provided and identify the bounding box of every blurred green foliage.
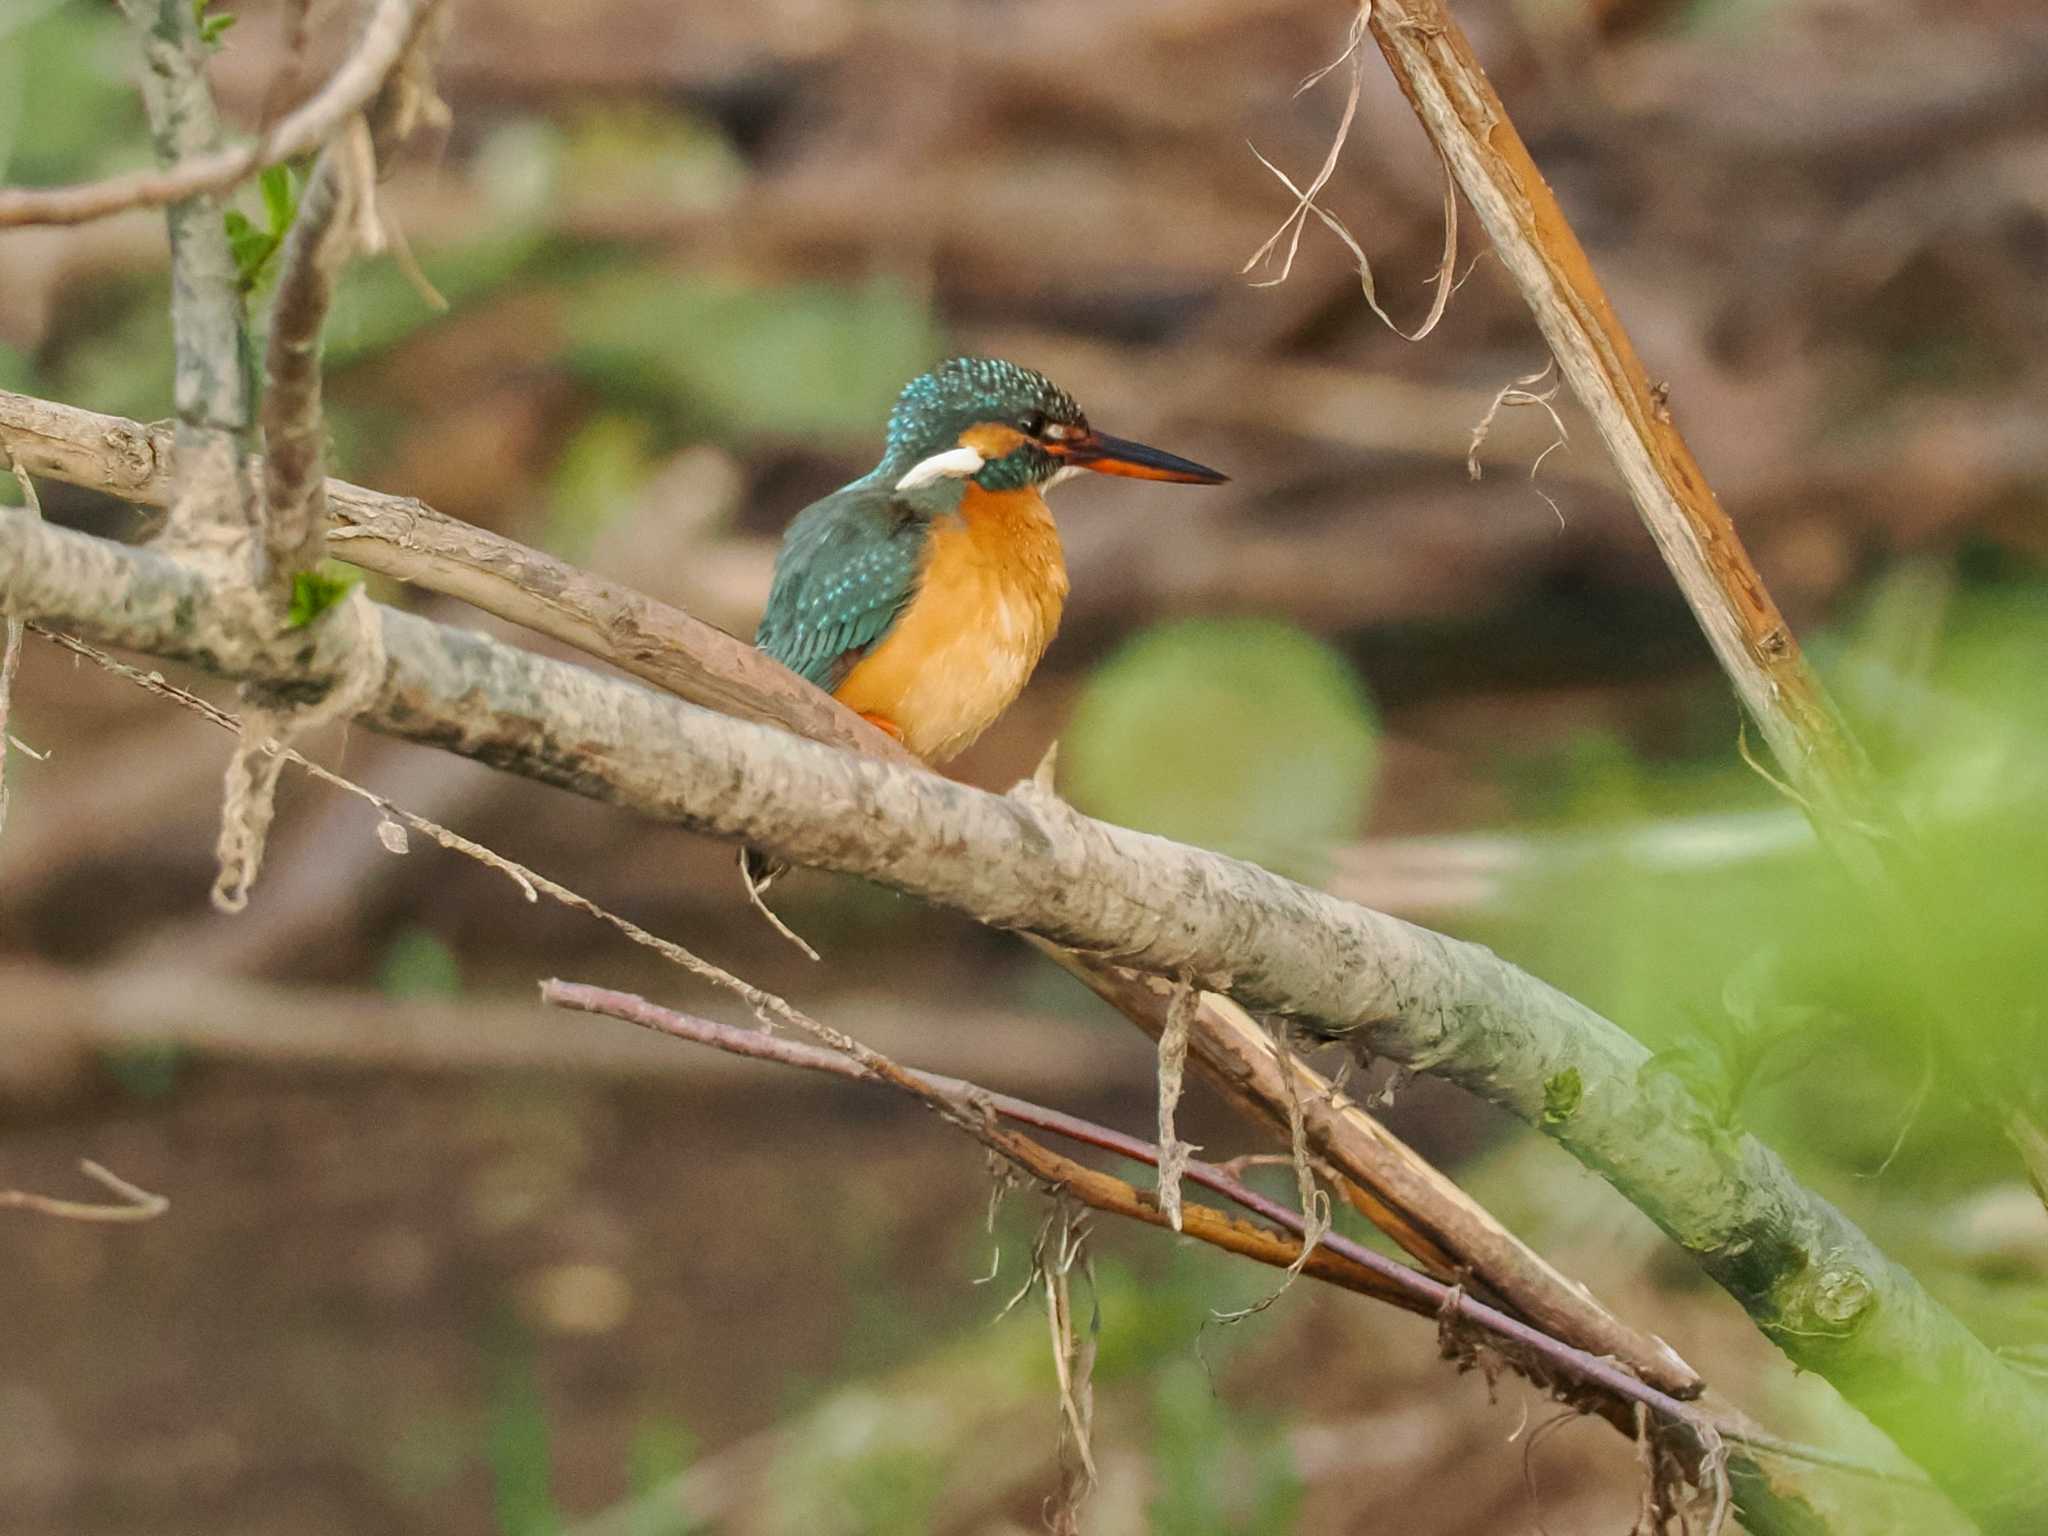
[486,1323,564,1536]
[1493,569,2048,1212]
[47,275,178,423]
[326,230,560,370]
[562,271,939,445]
[100,1040,185,1100]
[379,926,464,999]
[0,2,142,188]
[555,104,747,217]
[1148,1358,1303,1536]
[545,412,657,562]
[624,1416,701,1535]
[768,1392,963,1536]
[0,340,31,397]
[1062,618,1379,881]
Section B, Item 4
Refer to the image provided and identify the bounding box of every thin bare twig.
[259,148,361,582]
[1,1160,168,1223]
[1244,5,1458,341]
[540,979,1924,1496]
[0,0,435,229]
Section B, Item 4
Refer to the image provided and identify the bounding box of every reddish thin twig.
[540,979,1918,1491]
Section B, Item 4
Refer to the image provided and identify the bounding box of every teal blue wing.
[754,485,927,694]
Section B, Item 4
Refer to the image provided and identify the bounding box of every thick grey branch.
[0,389,1733,1400]
[0,0,434,230]
[0,500,2040,1528]
[0,388,914,759]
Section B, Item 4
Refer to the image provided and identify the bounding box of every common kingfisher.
[754,356,1227,763]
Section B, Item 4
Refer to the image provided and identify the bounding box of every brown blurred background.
[3,1,2046,1532]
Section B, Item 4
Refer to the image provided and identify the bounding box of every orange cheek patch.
[959,423,1030,460]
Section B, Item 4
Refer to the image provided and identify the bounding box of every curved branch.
[0,386,1711,1403]
[1,501,2040,1529]
[0,0,433,229]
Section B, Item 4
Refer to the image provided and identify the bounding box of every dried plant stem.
[1356,0,2048,1188]
[542,980,1927,1503]
[1360,0,1862,820]
[0,1160,168,1223]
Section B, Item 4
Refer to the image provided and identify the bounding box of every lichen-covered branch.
[0,0,435,230]
[0,385,1703,1398]
[0,390,895,757]
[0,500,2039,1528]
[113,0,257,557]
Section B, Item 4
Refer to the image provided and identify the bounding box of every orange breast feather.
[834,484,1069,763]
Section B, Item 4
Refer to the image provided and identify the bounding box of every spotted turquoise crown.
[883,357,1084,492]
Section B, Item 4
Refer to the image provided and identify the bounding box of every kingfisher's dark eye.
[1019,411,1048,437]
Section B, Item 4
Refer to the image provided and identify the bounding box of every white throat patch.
[1045,465,1084,491]
[895,446,986,491]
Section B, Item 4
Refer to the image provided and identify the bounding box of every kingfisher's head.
[884,356,1227,496]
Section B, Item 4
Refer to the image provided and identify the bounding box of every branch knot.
[211,588,385,911]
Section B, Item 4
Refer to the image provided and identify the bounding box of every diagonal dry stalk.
[541,984,1721,1467]
[1351,0,2048,1186]
[546,981,1957,1532]
[0,384,1696,1400]
[0,452,32,847]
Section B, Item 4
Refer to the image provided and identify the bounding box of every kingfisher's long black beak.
[1059,429,1228,484]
